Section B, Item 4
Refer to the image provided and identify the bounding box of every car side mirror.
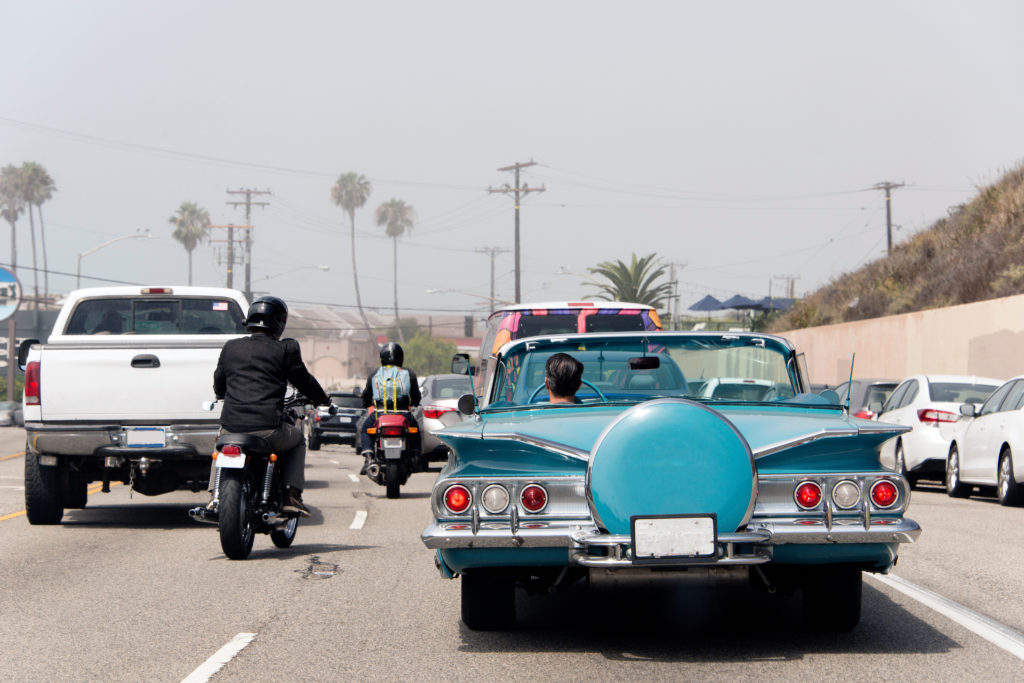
[868,401,883,415]
[17,338,39,371]
[457,393,477,416]
[451,353,471,375]
[960,403,977,417]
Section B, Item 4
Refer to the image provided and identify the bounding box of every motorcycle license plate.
[125,427,166,448]
[216,453,246,469]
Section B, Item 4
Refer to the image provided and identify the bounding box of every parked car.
[308,390,365,450]
[833,379,898,419]
[874,374,1001,487]
[0,400,17,426]
[414,374,474,461]
[946,375,1024,505]
[423,331,920,632]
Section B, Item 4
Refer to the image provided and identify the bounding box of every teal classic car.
[422,332,921,631]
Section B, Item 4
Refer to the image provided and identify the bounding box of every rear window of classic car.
[490,335,801,406]
[65,297,247,335]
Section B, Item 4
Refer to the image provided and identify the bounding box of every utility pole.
[227,188,271,301]
[488,160,545,303]
[666,261,686,330]
[208,224,252,290]
[873,181,904,255]
[475,246,510,314]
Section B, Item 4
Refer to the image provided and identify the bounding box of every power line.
[873,181,905,254]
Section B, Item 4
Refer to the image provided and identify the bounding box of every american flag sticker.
[212,301,229,311]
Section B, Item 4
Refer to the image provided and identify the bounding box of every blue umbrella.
[688,295,723,312]
[721,294,758,309]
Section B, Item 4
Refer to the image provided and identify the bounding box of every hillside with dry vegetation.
[768,163,1024,331]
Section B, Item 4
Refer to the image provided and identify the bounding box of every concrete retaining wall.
[779,293,1024,386]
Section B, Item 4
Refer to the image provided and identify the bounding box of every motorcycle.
[189,395,314,559]
[364,408,424,499]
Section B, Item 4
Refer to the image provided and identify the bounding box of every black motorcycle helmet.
[379,341,404,367]
[245,296,289,340]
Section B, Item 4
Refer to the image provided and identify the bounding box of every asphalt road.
[1,427,1022,681]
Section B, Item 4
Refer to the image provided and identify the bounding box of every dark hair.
[546,353,583,397]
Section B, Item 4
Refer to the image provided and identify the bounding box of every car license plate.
[216,453,246,469]
[632,515,716,561]
[336,416,351,423]
[125,427,166,448]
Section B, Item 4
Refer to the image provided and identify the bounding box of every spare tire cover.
[587,399,755,535]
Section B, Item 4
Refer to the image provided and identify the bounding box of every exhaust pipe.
[366,463,380,478]
[261,511,291,527]
[188,507,219,525]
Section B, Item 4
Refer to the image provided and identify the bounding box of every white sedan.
[875,374,1001,487]
[946,375,1024,506]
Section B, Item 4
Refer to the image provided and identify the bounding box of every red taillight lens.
[220,444,242,456]
[443,484,472,513]
[794,481,823,509]
[917,408,957,425]
[854,409,875,420]
[24,361,40,405]
[871,480,899,508]
[314,413,321,423]
[520,484,548,512]
[422,406,456,420]
[381,425,405,437]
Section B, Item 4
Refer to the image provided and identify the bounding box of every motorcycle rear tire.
[271,516,298,548]
[219,471,256,560]
[386,460,401,499]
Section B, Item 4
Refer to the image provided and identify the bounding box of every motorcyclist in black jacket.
[212,296,331,516]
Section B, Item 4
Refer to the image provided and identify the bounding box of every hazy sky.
[3,1,1023,326]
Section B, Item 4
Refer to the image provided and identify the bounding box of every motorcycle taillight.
[220,444,242,456]
[380,425,405,437]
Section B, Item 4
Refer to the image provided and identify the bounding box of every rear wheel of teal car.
[802,567,862,632]
[461,570,515,630]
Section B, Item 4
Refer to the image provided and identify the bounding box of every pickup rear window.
[65,297,247,335]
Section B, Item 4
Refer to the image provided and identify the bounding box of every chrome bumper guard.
[422,515,922,568]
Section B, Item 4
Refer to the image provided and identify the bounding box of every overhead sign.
[0,267,22,322]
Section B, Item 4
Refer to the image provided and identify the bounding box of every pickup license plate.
[216,453,246,469]
[632,515,717,561]
[335,416,351,423]
[125,427,166,448]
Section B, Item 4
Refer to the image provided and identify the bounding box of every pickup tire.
[25,453,64,525]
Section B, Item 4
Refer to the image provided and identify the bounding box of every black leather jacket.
[214,333,329,432]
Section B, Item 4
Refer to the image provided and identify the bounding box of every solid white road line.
[330,459,340,465]
[350,510,367,530]
[869,574,1024,661]
[181,632,257,683]
[348,474,360,483]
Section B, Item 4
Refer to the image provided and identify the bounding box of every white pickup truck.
[19,286,249,524]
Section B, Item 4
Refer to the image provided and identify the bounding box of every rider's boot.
[283,486,311,517]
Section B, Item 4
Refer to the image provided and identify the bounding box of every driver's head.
[545,353,583,398]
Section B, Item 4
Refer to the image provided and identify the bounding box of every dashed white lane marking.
[181,632,256,682]
[348,474,360,483]
[869,574,1024,661]
[330,459,340,465]
[350,510,367,530]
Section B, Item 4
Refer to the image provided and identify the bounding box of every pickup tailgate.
[38,340,227,422]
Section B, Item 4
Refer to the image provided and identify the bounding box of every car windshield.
[929,381,998,403]
[430,377,472,399]
[488,334,803,409]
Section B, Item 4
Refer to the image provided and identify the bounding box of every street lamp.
[76,230,156,288]
[425,288,512,307]
[258,264,330,282]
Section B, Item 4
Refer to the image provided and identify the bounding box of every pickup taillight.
[25,361,40,405]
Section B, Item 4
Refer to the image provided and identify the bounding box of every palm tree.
[586,252,673,309]
[374,198,416,343]
[19,163,55,299]
[169,201,211,285]
[0,165,24,275]
[331,172,375,342]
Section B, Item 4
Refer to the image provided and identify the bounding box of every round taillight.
[481,484,510,514]
[794,481,823,509]
[520,484,548,513]
[870,480,899,508]
[831,480,861,509]
[443,485,472,514]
